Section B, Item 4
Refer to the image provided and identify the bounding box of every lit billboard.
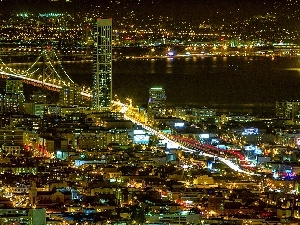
[174,122,185,127]
[242,128,258,135]
[199,134,209,139]
[133,135,150,144]
[134,129,146,135]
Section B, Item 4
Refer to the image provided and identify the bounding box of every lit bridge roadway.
[0,49,92,98]
[114,101,257,176]
[0,70,92,98]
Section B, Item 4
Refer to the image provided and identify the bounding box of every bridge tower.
[0,47,93,104]
[40,47,74,88]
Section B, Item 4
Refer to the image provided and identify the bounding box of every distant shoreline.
[1,52,300,65]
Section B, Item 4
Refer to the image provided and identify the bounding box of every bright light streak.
[0,71,93,97]
[117,102,258,176]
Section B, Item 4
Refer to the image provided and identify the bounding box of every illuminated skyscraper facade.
[4,78,25,114]
[92,18,112,110]
[58,84,84,106]
[147,87,166,121]
[276,100,300,120]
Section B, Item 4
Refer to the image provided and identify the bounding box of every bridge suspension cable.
[0,49,92,97]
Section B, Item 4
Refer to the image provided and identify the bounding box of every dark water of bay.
[64,56,300,113]
[7,55,300,114]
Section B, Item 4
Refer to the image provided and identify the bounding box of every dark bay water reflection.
[8,55,300,114]
[65,56,300,108]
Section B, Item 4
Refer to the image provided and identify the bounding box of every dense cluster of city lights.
[113,101,258,176]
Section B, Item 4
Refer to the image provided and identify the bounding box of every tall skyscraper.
[92,18,112,110]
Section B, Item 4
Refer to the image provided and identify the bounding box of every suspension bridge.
[0,48,92,98]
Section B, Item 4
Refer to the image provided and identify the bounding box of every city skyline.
[0,0,300,224]
[0,0,298,21]
[0,0,299,45]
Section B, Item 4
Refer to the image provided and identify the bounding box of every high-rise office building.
[276,100,300,120]
[147,87,166,120]
[92,18,112,110]
[30,91,47,104]
[4,78,25,114]
[58,84,82,106]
